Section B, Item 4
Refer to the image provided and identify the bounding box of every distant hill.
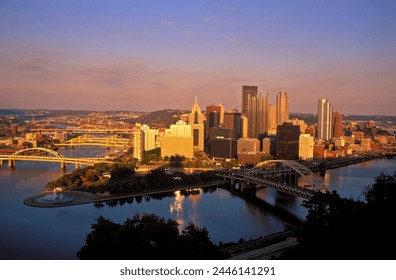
[129,109,189,128]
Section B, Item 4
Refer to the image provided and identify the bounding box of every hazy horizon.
[1,0,395,115]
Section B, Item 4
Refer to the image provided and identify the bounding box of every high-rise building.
[205,104,224,138]
[141,125,158,151]
[241,116,248,138]
[276,92,289,125]
[317,98,333,140]
[333,111,343,138]
[11,124,18,136]
[188,97,205,151]
[276,122,300,160]
[242,85,258,116]
[206,111,220,138]
[247,93,268,139]
[209,127,236,159]
[189,96,204,125]
[299,134,314,161]
[206,104,224,125]
[130,129,143,160]
[223,110,242,140]
[161,120,194,158]
[267,104,277,134]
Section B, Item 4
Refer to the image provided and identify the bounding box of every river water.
[0,147,394,259]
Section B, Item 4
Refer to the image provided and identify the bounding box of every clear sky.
[1,0,395,115]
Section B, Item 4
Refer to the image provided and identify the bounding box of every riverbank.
[23,180,223,208]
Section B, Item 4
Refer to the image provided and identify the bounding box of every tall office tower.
[267,104,277,134]
[207,111,220,136]
[333,111,343,138]
[223,110,242,140]
[206,104,224,125]
[242,85,258,116]
[247,93,268,139]
[189,96,204,125]
[188,97,205,151]
[209,127,236,159]
[205,104,224,138]
[317,98,333,140]
[276,91,289,125]
[299,134,314,161]
[241,116,248,138]
[276,122,300,160]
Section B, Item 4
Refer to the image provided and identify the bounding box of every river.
[0,147,394,259]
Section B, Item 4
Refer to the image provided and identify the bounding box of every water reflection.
[169,191,185,229]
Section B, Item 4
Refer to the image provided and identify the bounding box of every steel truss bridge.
[218,160,328,199]
[0,148,114,169]
[31,125,137,134]
[55,134,131,148]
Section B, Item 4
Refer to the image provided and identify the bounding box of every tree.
[169,155,183,168]
[281,172,396,260]
[77,213,225,260]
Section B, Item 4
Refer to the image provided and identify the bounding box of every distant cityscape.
[1,85,396,166]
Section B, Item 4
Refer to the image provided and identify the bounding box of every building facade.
[299,134,314,161]
[276,92,289,125]
[276,122,300,160]
[317,98,333,140]
[333,111,343,138]
[242,85,258,116]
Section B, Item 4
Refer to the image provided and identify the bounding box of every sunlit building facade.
[317,98,333,140]
[161,120,194,158]
[299,134,314,161]
[276,91,289,125]
[242,85,258,116]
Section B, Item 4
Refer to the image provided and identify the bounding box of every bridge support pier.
[8,160,15,168]
[75,163,82,169]
[61,162,66,170]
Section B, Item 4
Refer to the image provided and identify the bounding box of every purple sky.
[1,0,395,115]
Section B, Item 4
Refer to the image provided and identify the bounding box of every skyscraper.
[276,122,300,160]
[223,110,242,140]
[242,85,258,116]
[317,98,333,140]
[247,93,267,139]
[188,96,204,151]
[333,111,343,138]
[276,91,289,125]
[205,104,224,138]
[267,104,277,134]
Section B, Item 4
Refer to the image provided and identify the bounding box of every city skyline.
[1,1,396,115]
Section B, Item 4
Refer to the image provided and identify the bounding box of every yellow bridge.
[55,134,131,148]
[0,148,115,169]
